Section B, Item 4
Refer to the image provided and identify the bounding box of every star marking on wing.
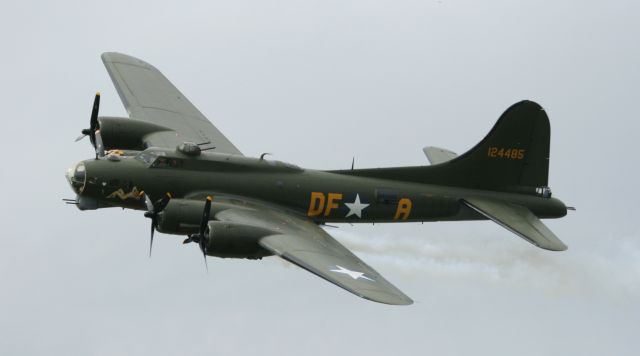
[330,265,374,281]
[344,194,370,218]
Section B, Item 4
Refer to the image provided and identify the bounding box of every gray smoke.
[329,224,640,300]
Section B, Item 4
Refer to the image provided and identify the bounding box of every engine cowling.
[204,221,274,259]
[156,199,274,259]
[97,116,171,150]
[156,199,207,235]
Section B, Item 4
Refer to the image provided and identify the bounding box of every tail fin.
[340,100,551,193]
[439,100,551,191]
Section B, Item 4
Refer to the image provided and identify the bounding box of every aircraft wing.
[214,205,413,305]
[101,52,243,155]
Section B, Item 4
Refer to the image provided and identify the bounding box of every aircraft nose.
[66,162,87,194]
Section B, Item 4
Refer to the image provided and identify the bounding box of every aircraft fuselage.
[68,148,567,229]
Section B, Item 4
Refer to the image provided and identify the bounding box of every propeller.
[76,92,104,158]
[183,196,213,271]
[95,130,105,158]
[143,192,172,257]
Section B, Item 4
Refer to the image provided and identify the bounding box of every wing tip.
[390,297,414,306]
[539,240,568,252]
[101,52,156,70]
[359,288,414,306]
[366,295,414,306]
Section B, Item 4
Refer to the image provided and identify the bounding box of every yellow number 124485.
[487,147,525,160]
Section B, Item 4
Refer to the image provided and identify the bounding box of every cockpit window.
[135,151,168,167]
[151,156,184,168]
[135,152,158,166]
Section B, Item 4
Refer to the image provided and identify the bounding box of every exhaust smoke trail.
[328,226,640,300]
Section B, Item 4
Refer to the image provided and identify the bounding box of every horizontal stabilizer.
[422,146,458,165]
[463,197,567,251]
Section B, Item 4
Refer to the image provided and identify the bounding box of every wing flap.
[463,197,567,251]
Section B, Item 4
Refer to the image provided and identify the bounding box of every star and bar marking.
[308,192,370,218]
[330,265,374,281]
[344,194,370,218]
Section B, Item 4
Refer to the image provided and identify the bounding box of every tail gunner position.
[66,53,571,305]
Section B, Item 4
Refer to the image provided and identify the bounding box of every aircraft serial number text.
[487,147,525,160]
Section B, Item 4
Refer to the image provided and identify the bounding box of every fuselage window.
[536,186,552,198]
[375,189,399,205]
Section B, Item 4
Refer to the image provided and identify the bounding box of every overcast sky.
[1,0,638,355]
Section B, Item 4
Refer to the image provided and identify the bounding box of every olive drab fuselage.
[68,147,567,233]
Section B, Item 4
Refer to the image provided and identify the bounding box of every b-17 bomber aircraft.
[66,52,571,305]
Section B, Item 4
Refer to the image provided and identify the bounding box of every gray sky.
[1,0,638,355]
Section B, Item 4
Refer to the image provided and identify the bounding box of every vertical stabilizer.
[335,100,552,194]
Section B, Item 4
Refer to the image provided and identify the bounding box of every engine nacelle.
[205,221,274,259]
[156,200,274,259]
[97,116,171,151]
[156,199,207,235]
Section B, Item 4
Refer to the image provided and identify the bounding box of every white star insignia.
[344,194,369,218]
[330,265,374,281]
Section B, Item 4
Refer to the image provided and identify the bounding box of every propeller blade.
[142,192,171,258]
[75,134,87,142]
[90,92,100,131]
[149,219,155,258]
[78,92,101,148]
[199,196,213,236]
[179,196,213,270]
[143,193,154,212]
[199,238,208,272]
[94,129,105,158]
[197,196,213,272]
